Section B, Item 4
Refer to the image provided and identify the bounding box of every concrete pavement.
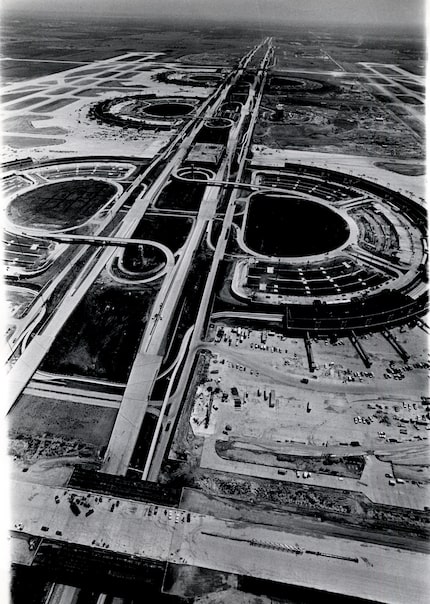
[10,479,429,604]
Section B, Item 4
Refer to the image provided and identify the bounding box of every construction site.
[3,10,428,604]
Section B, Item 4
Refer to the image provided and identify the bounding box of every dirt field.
[3,135,65,149]
[8,394,117,449]
[163,563,237,598]
[180,487,429,553]
[3,115,68,136]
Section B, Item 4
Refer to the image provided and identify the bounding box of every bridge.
[43,234,161,247]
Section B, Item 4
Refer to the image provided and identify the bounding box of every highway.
[102,153,235,474]
[7,38,429,604]
[22,381,122,409]
[145,40,274,481]
[6,39,268,411]
[102,39,273,475]
[5,173,145,368]
[44,234,175,248]
[141,325,194,479]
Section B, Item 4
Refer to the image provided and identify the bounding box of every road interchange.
[5,35,429,604]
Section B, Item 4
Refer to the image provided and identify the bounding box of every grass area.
[159,242,213,365]
[122,244,166,274]
[1,60,82,84]
[128,414,157,472]
[209,219,223,249]
[142,102,194,117]
[2,91,42,102]
[156,180,206,211]
[36,97,78,112]
[41,278,159,382]
[7,179,117,230]
[10,567,51,604]
[5,96,46,109]
[128,214,193,251]
[244,194,349,257]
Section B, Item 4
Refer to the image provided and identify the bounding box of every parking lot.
[194,342,428,449]
[208,322,429,389]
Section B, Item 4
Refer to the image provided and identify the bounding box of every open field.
[244,194,349,257]
[156,180,207,211]
[3,135,65,149]
[1,18,257,82]
[41,274,161,382]
[127,214,193,252]
[1,60,84,84]
[7,179,117,230]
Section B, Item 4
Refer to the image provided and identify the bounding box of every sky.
[2,0,426,28]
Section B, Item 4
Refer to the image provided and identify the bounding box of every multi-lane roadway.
[145,41,274,482]
[6,39,269,410]
[102,38,273,475]
[8,37,428,604]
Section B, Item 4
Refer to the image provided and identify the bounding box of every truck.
[269,389,275,408]
[70,501,81,516]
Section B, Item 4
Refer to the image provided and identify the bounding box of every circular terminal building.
[91,96,200,129]
[2,161,135,276]
[267,75,339,95]
[162,70,222,87]
[226,163,427,335]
